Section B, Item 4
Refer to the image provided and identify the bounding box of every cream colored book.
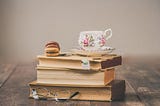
[37,55,122,71]
[37,67,115,86]
[29,80,125,101]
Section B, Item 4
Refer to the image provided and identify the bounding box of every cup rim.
[80,31,103,33]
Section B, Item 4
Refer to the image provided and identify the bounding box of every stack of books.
[29,54,125,101]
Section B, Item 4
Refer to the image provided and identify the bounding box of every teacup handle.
[104,28,112,40]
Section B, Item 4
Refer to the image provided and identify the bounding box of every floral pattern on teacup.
[79,29,112,51]
[81,34,95,47]
[98,35,106,47]
[81,34,106,48]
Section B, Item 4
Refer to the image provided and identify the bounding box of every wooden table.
[0,57,160,106]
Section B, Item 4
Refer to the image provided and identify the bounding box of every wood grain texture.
[117,57,160,106]
[1,57,160,106]
[0,64,16,87]
[127,65,159,106]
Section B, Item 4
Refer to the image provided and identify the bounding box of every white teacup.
[78,28,112,51]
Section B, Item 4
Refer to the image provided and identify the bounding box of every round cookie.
[45,41,60,50]
[45,41,60,57]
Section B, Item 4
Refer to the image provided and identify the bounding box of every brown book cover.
[37,55,122,71]
[28,80,125,101]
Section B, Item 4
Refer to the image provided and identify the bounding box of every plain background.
[0,0,160,61]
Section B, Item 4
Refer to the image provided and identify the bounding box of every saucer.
[71,47,115,57]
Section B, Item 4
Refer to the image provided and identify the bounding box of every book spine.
[104,68,115,85]
[111,80,125,100]
[101,56,122,69]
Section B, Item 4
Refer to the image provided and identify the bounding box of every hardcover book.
[37,55,122,71]
[37,67,115,86]
[29,80,125,101]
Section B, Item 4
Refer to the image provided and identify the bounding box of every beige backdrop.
[0,0,160,61]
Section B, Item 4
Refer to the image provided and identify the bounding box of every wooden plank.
[0,58,152,106]
[124,80,144,106]
[117,59,160,106]
[90,101,111,106]
[0,63,91,106]
[115,66,145,106]
[0,64,16,88]
[0,63,37,106]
